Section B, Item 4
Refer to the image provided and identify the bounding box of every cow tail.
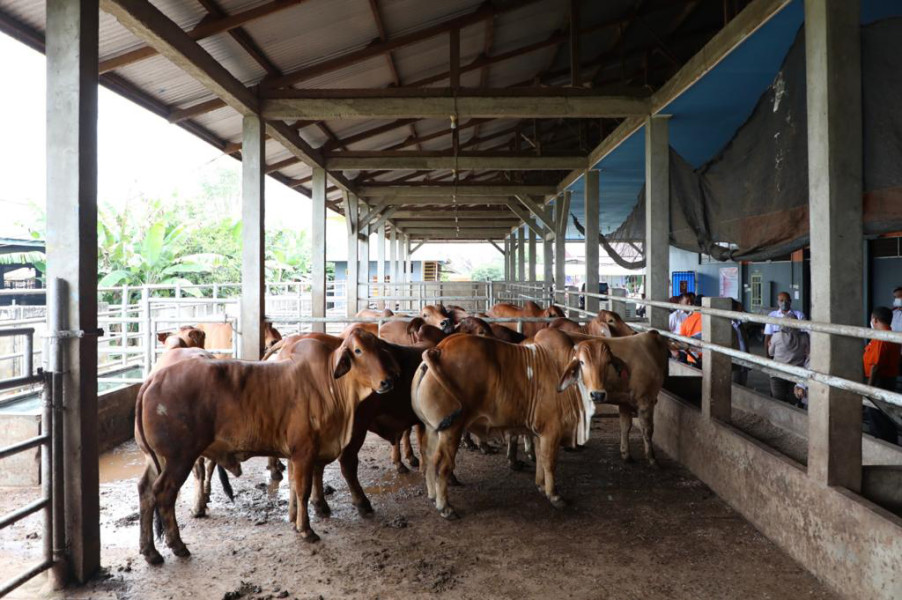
[261,338,286,361]
[420,348,463,431]
[135,382,165,540]
[217,465,235,502]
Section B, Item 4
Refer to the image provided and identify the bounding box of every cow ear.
[558,357,581,392]
[190,330,206,348]
[157,332,169,344]
[407,317,425,335]
[332,347,353,379]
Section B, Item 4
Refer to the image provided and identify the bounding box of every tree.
[469,263,503,282]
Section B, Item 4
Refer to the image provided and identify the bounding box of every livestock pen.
[1,0,902,599]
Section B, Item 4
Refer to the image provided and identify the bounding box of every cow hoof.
[171,543,191,558]
[190,509,207,519]
[648,459,660,469]
[396,463,410,475]
[549,496,567,510]
[313,501,332,517]
[408,456,420,468]
[448,473,463,487]
[621,454,635,464]
[509,459,524,472]
[354,500,374,517]
[300,530,320,543]
[439,507,459,520]
[142,549,164,565]
[269,469,283,482]
[478,444,496,455]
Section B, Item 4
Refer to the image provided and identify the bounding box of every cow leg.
[287,461,297,524]
[415,423,427,474]
[191,459,208,518]
[638,405,658,468]
[338,427,374,517]
[506,434,524,471]
[138,464,163,565]
[310,461,331,517]
[203,458,215,499]
[618,405,635,463]
[153,460,194,558]
[537,436,566,509]
[403,428,419,469]
[434,428,463,520]
[391,434,408,474]
[267,457,285,482]
[424,428,438,501]
[524,435,536,463]
[290,452,319,542]
[462,431,478,451]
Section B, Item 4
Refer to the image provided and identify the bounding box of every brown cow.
[156,326,206,350]
[595,310,637,337]
[419,304,457,334]
[271,334,434,519]
[134,329,398,563]
[197,321,282,358]
[556,330,669,465]
[340,322,379,339]
[356,308,394,319]
[548,316,613,338]
[411,329,599,519]
[487,301,564,338]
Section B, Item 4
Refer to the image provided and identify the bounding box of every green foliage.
[469,263,503,282]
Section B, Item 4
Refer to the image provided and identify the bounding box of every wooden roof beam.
[360,185,556,196]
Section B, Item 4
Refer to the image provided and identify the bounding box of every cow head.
[544,305,566,320]
[421,304,454,334]
[158,326,206,350]
[558,340,628,403]
[455,316,493,337]
[597,310,636,336]
[263,322,282,351]
[332,329,399,396]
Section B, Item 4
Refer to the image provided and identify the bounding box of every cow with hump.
[411,328,600,519]
[133,329,398,564]
[487,300,564,338]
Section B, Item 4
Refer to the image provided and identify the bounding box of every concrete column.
[805,0,863,491]
[702,297,733,421]
[343,192,359,317]
[645,116,670,330]
[555,192,571,299]
[508,236,517,282]
[504,236,511,280]
[311,167,327,333]
[390,228,398,307]
[517,226,526,282]
[377,223,386,308]
[528,225,537,282]
[359,224,370,305]
[45,0,100,583]
[404,235,413,309]
[240,115,265,359]
[543,230,554,302]
[585,169,600,313]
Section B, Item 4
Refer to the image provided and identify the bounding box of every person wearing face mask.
[669,293,691,334]
[892,287,902,333]
[767,312,810,403]
[763,291,806,402]
[862,307,900,443]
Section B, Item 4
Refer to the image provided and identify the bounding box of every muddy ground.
[1,415,837,600]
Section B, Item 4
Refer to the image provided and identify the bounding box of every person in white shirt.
[764,291,807,403]
[892,286,902,333]
[668,293,691,334]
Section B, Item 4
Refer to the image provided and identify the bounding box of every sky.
[0,32,501,270]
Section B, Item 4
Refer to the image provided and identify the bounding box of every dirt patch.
[0,419,837,600]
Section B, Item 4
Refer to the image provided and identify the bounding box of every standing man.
[891,286,902,332]
[669,293,691,334]
[764,291,806,401]
[863,307,900,444]
[768,313,809,403]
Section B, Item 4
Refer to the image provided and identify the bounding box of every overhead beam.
[514,194,555,232]
[504,200,548,238]
[393,220,520,228]
[391,210,513,219]
[328,155,586,171]
[403,228,512,236]
[360,185,557,196]
[262,90,650,120]
[369,197,514,206]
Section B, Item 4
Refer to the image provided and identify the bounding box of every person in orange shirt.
[863,307,900,443]
[679,295,704,365]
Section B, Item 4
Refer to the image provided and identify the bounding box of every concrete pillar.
[517,226,526,282]
[528,225,537,282]
[405,235,412,283]
[504,236,511,280]
[390,228,398,307]
[555,192,571,299]
[377,223,386,308]
[543,230,554,302]
[645,116,670,330]
[45,0,100,583]
[805,0,863,491]
[359,224,370,305]
[240,115,265,359]
[343,192,359,317]
[508,235,517,282]
[311,167,327,332]
[702,297,733,421]
[585,169,600,313]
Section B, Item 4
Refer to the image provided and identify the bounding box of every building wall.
[871,256,902,308]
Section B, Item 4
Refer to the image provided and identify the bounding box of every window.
[750,273,763,308]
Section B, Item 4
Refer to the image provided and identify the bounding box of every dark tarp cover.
[586,19,902,268]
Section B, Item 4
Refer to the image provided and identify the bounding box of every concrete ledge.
[97,383,139,453]
[654,389,902,599]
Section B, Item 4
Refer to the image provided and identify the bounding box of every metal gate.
[0,319,65,594]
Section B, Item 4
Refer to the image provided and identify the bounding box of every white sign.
[719,267,739,299]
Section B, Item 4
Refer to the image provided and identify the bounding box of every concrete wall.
[872,256,902,307]
[653,387,902,599]
[97,384,139,453]
[669,247,742,299]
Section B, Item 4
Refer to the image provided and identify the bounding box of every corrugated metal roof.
[0,0,729,228]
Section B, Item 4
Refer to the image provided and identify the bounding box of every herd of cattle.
[135,301,669,565]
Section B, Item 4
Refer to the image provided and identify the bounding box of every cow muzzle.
[376,379,394,394]
[590,390,606,402]
[440,320,454,334]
